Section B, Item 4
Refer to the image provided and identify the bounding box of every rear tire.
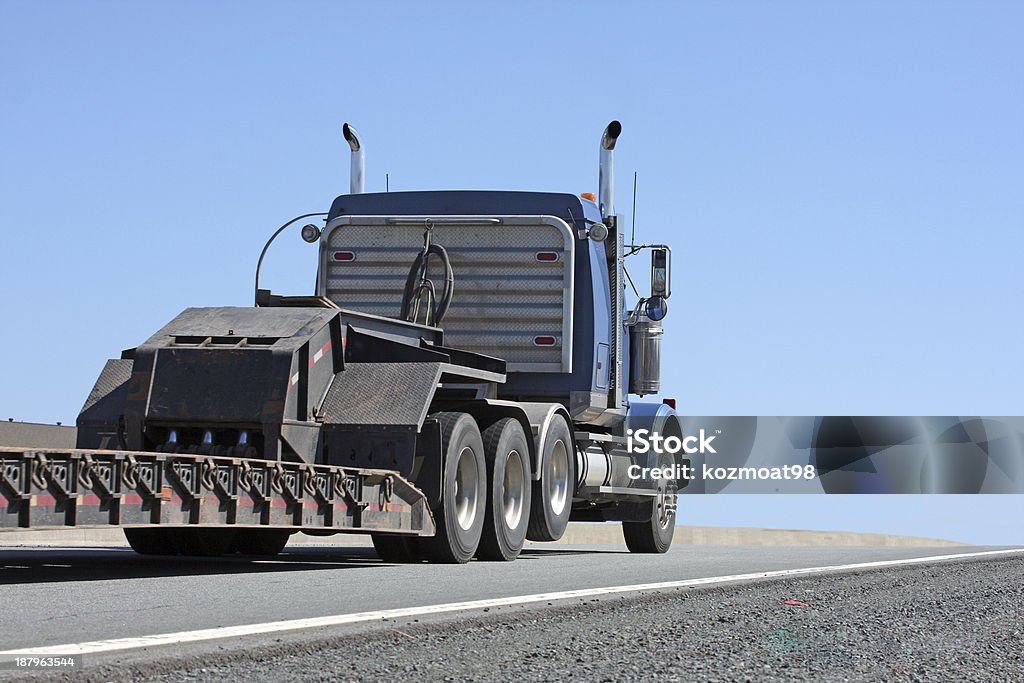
[232,530,291,556]
[526,414,574,542]
[417,412,486,564]
[124,528,175,555]
[476,418,532,561]
[371,534,421,563]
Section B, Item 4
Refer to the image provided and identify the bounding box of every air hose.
[400,227,454,327]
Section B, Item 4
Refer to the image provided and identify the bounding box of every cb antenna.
[631,170,638,247]
[386,173,389,192]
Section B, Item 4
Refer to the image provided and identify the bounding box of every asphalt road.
[144,554,1024,683]
[0,541,1021,681]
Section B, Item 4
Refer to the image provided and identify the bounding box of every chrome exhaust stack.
[598,120,621,219]
[342,123,364,194]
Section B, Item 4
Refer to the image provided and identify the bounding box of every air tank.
[628,313,663,396]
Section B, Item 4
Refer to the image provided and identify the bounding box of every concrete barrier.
[0,524,963,549]
[552,524,964,548]
[0,421,75,448]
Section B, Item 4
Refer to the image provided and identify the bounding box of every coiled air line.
[400,220,454,327]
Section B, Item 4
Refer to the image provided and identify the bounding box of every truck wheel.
[417,412,486,564]
[371,534,420,563]
[622,470,677,553]
[476,418,532,561]
[169,528,237,557]
[232,530,291,556]
[124,528,175,555]
[526,414,574,542]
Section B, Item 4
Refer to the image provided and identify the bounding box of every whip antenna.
[631,171,638,247]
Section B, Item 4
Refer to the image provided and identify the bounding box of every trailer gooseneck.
[0,121,683,562]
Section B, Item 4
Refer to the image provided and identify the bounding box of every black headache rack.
[0,446,434,536]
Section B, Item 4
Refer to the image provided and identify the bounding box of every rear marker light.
[663,398,677,410]
[333,251,356,262]
[536,252,559,262]
[534,336,557,346]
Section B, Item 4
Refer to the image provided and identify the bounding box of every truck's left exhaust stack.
[343,122,364,194]
[599,120,621,219]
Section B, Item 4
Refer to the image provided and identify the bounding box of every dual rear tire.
[373,412,491,564]
[477,417,532,561]
[417,412,488,563]
[424,412,569,562]
[372,412,568,564]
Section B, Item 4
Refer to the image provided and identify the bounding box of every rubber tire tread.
[416,412,486,564]
[476,418,532,561]
[623,450,677,553]
[526,414,575,542]
[622,508,675,553]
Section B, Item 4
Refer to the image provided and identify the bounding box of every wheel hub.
[454,446,480,531]
[546,439,569,516]
[503,449,525,529]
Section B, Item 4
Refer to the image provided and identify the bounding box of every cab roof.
[327,190,602,228]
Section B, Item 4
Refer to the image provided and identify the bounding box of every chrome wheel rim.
[656,461,675,530]
[656,487,673,529]
[454,446,479,531]
[503,449,526,529]
[546,439,569,516]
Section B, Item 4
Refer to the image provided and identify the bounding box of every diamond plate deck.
[318,362,443,428]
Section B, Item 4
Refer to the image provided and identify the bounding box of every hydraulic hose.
[400,242,454,326]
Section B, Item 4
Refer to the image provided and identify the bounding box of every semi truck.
[0,121,683,563]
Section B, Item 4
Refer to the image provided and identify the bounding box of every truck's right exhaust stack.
[342,122,364,194]
[599,120,621,219]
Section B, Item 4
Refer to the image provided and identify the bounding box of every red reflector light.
[333,251,356,262]
[534,336,557,346]
[536,251,559,262]
[663,398,677,410]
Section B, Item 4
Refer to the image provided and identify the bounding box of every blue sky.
[1,2,1021,543]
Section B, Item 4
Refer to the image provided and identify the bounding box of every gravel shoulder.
[26,555,1023,683]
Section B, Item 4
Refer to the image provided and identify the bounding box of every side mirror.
[650,246,671,299]
[645,296,669,321]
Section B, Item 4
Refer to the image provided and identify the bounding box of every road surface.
[0,542,1020,681]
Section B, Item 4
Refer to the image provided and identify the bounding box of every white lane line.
[4,547,1022,657]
